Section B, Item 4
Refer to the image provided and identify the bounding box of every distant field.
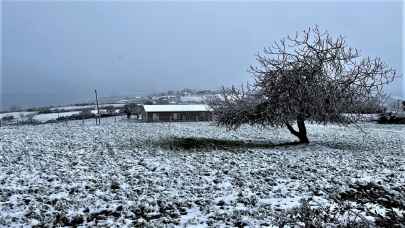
[0,103,124,123]
[0,119,404,226]
[0,111,37,121]
[33,111,81,122]
[50,103,125,111]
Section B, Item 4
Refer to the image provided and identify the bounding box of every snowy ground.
[0,118,403,227]
[32,111,81,122]
[0,111,37,121]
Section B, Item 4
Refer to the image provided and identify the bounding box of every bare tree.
[210,26,396,143]
[123,103,143,119]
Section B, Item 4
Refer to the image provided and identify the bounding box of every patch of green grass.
[153,137,299,151]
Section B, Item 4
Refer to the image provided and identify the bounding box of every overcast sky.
[1,1,403,109]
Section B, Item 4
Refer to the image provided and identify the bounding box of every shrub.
[104,105,115,114]
[37,107,53,114]
[377,113,405,124]
[77,110,95,119]
[123,103,143,119]
[1,115,15,121]
[56,110,95,121]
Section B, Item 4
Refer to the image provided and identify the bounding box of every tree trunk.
[284,117,309,143]
[296,117,309,143]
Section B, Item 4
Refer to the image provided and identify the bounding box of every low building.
[142,104,213,122]
[402,100,405,112]
[385,96,405,113]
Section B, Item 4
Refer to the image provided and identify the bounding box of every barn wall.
[144,111,212,122]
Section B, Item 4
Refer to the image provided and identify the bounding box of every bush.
[56,110,95,121]
[77,110,95,119]
[37,107,53,114]
[27,106,54,113]
[104,105,115,114]
[1,115,15,121]
[353,97,385,114]
[55,109,119,122]
[377,113,405,124]
[123,103,143,119]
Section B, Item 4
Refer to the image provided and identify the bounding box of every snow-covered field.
[32,111,81,122]
[50,104,124,111]
[0,119,403,227]
[0,111,37,121]
[1,110,111,124]
[33,110,109,123]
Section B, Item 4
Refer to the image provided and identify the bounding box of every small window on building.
[173,113,178,120]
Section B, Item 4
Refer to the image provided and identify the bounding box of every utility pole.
[94,89,100,125]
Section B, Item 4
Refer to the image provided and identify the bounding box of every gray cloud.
[2,1,403,109]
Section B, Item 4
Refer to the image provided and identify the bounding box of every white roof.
[143,104,212,112]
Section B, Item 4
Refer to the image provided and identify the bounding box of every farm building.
[142,105,213,122]
[385,96,405,113]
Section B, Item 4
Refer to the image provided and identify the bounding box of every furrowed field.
[0,118,404,227]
